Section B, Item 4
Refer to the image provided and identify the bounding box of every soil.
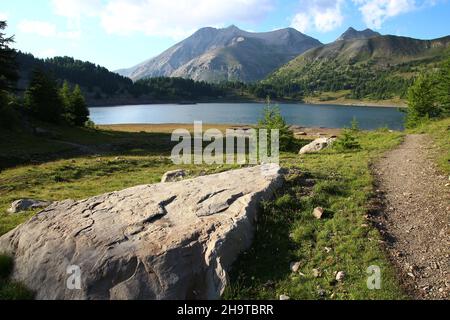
[373,134,450,300]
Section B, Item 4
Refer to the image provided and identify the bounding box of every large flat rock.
[0,164,283,300]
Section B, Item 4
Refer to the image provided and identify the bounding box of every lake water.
[89,102,406,130]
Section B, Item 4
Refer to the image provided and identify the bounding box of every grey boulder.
[299,138,337,155]
[7,199,52,214]
[0,164,283,300]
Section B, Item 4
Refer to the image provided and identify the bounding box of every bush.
[334,129,361,152]
[257,100,296,152]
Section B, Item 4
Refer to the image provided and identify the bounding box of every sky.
[1,0,450,71]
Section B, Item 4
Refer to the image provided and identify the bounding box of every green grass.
[1,119,448,300]
[224,130,407,300]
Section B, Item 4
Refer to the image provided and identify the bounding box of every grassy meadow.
[0,118,448,300]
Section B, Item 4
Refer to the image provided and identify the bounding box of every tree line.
[0,21,90,128]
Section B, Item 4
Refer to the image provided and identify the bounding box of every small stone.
[336,271,346,282]
[290,262,301,273]
[161,169,187,183]
[313,207,324,220]
[279,295,290,301]
[312,268,322,278]
[8,199,52,214]
[324,247,332,253]
[317,289,326,297]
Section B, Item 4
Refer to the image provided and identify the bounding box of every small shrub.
[257,99,296,152]
[334,129,361,152]
[274,194,295,209]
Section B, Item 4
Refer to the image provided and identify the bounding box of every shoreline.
[98,123,343,137]
[89,98,407,109]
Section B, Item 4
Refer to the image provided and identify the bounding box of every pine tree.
[0,21,18,94]
[437,56,450,117]
[24,69,63,123]
[0,20,19,127]
[60,81,75,124]
[70,85,89,126]
[406,72,439,128]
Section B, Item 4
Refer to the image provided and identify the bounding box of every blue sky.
[1,0,449,71]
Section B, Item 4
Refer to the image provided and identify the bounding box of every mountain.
[336,27,381,41]
[263,34,450,100]
[117,25,322,83]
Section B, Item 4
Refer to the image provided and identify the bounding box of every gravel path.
[373,134,450,300]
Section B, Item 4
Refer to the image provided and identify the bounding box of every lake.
[89,103,406,130]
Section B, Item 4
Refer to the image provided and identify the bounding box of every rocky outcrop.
[0,164,283,300]
[7,199,52,214]
[299,138,337,155]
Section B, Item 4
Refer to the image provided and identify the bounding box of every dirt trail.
[373,134,450,300]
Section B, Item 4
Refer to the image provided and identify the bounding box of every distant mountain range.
[17,26,450,104]
[263,32,450,100]
[116,25,322,83]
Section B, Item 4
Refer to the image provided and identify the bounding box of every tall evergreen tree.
[406,73,439,128]
[70,85,89,126]
[0,21,18,94]
[437,56,450,116]
[0,21,19,128]
[60,80,75,124]
[24,69,63,123]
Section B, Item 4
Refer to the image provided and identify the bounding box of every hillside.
[15,53,230,105]
[117,25,322,83]
[263,34,450,101]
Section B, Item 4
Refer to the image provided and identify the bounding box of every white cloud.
[50,0,273,39]
[291,0,345,33]
[51,0,101,18]
[354,0,417,29]
[18,20,81,40]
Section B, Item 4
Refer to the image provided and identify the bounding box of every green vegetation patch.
[224,130,407,300]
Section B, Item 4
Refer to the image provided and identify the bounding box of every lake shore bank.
[98,123,343,138]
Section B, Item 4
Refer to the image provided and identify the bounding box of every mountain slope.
[263,34,450,100]
[336,27,381,41]
[117,25,322,83]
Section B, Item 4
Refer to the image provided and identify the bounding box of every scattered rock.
[317,289,326,297]
[0,164,284,300]
[299,138,337,155]
[324,247,332,253]
[312,268,322,278]
[335,271,346,282]
[313,207,324,220]
[7,199,52,214]
[279,295,291,301]
[161,169,187,183]
[290,262,301,273]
